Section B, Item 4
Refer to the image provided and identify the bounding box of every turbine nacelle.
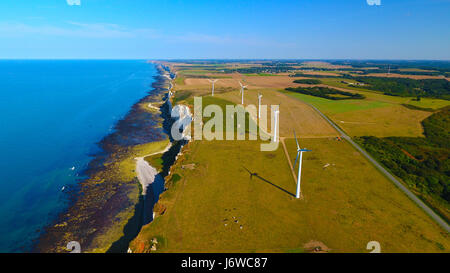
[209,79,219,96]
[238,81,248,104]
[238,81,248,93]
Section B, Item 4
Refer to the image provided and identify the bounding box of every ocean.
[0,60,157,252]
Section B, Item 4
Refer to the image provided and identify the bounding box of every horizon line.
[1,58,450,62]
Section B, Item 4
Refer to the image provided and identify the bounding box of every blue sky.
[0,0,449,59]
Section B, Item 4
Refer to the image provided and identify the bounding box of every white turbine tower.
[239,81,248,105]
[272,106,279,143]
[208,79,218,96]
[258,93,263,119]
[293,130,312,199]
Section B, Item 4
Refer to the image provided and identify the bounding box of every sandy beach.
[135,143,172,195]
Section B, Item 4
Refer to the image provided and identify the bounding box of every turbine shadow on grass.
[243,166,295,197]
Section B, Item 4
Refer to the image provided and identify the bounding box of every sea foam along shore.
[34,63,180,253]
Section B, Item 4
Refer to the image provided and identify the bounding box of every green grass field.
[320,78,450,109]
[281,90,389,114]
[130,138,449,253]
[282,89,435,137]
[128,63,450,253]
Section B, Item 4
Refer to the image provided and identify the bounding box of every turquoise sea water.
[0,60,156,252]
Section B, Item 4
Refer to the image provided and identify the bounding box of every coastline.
[34,63,177,253]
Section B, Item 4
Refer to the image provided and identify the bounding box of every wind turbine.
[258,93,263,119]
[208,79,218,96]
[272,106,279,143]
[293,130,312,199]
[239,81,248,105]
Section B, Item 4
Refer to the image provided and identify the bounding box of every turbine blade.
[293,130,300,150]
[294,152,299,168]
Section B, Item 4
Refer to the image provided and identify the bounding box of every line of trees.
[223,66,296,74]
[355,106,450,220]
[289,72,342,78]
[352,77,450,100]
[285,86,365,100]
[293,79,322,84]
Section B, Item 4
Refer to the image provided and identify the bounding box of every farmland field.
[283,91,433,137]
[131,138,449,253]
[217,88,339,138]
[130,60,450,254]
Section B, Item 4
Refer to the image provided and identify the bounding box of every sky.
[0,0,449,60]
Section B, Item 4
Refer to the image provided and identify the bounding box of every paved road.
[298,99,450,233]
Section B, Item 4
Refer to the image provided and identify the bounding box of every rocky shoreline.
[34,63,179,253]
